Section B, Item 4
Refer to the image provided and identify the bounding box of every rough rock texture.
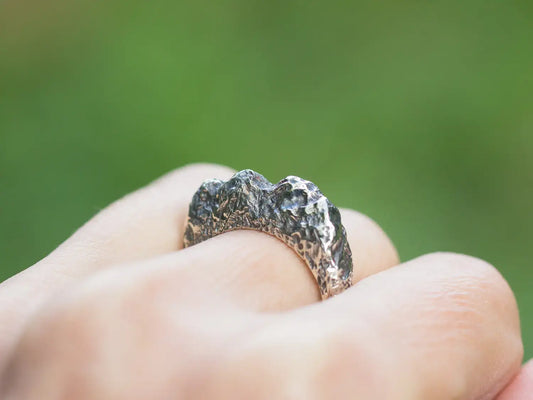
[183,169,353,299]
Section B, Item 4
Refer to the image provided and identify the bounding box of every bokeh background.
[1,1,532,358]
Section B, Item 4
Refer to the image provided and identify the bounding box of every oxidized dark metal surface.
[183,169,353,299]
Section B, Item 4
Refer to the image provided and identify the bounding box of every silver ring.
[183,169,353,299]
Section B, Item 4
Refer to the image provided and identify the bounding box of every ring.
[183,169,353,299]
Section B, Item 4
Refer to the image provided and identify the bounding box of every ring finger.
[115,206,399,312]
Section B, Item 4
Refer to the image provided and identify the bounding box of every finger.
[496,360,533,400]
[264,252,521,400]
[0,164,234,361]
[45,163,236,270]
[125,208,399,312]
[340,208,399,281]
[2,163,235,287]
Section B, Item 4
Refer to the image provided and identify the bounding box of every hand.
[0,164,529,399]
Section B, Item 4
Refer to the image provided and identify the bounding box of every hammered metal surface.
[183,169,353,299]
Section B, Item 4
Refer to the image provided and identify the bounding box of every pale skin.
[0,164,531,399]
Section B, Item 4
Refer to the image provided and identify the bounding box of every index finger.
[0,163,235,362]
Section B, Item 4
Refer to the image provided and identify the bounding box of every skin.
[0,163,530,399]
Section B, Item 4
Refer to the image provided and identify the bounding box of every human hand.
[0,164,530,399]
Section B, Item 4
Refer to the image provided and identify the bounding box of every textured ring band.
[183,169,353,299]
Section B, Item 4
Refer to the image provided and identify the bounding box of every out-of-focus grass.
[1,0,532,358]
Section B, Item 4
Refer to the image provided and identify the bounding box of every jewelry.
[183,169,353,299]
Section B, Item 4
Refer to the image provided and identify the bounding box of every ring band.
[183,169,353,299]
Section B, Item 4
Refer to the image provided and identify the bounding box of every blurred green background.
[1,0,532,358]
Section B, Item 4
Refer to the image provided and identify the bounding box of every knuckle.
[1,287,111,397]
[27,286,108,356]
[422,252,514,300]
[420,251,521,344]
[419,252,523,395]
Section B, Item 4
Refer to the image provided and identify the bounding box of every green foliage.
[1,0,532,357]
